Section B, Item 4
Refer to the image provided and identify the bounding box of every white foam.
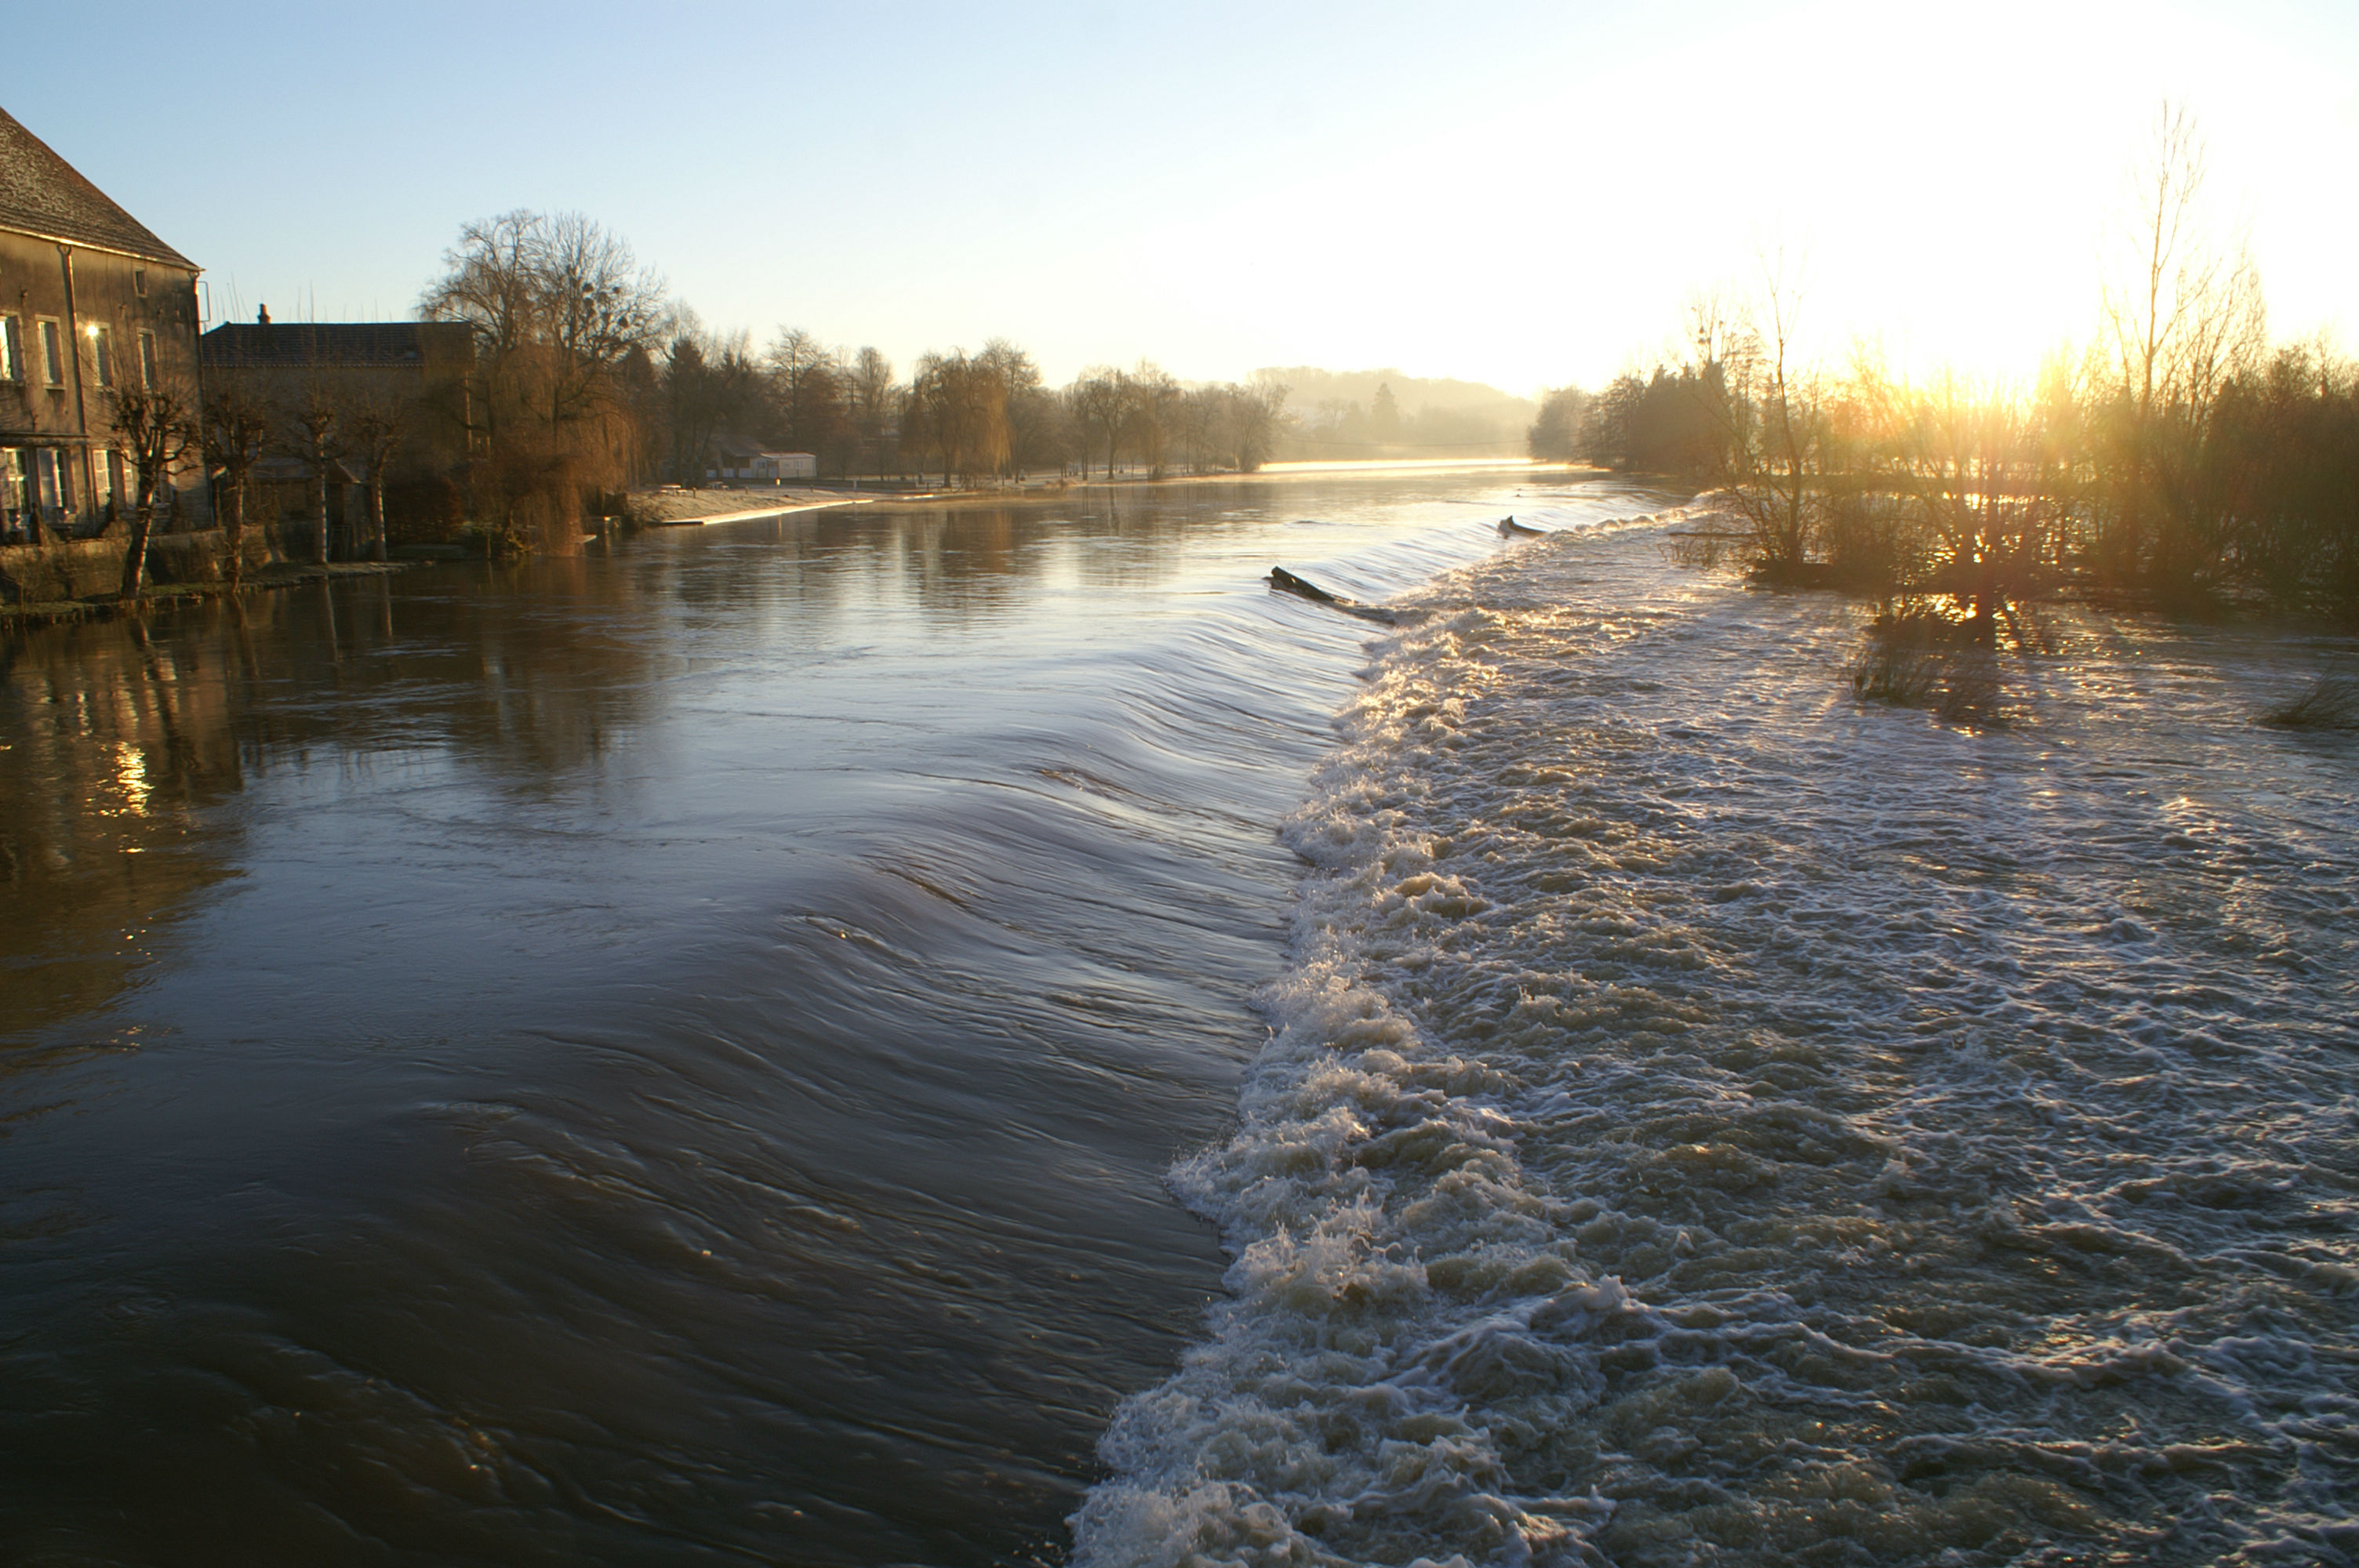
[1078,514,2359,1566]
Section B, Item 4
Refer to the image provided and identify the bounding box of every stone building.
[200,317,478,554]
[198,317,476,469]
[1,106,205,543]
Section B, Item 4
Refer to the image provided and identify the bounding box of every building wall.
[199,322,478,476]
[0,230,206,540]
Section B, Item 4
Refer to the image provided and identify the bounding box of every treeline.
[665,342,1287,485]
[1535,112,2359,622]
[405,209,1288,541]
[1567,313,2359,622]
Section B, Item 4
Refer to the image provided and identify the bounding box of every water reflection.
[0,474,1662,1564]
[2,616,246,1036]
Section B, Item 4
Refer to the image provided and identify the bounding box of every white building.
[707,441,818,484]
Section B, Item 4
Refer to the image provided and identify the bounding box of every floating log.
[1267,567,1420,626]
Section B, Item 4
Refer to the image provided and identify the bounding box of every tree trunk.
[314,469,331,564]
[224,478,247,590]
[117,493,158,601]
[369,472,388,562]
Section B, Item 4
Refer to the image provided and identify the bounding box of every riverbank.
[1,558,417,630]
[683,458,1603,511]
[629,487,882,526]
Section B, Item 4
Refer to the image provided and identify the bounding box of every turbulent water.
[1078,514,2359,1566]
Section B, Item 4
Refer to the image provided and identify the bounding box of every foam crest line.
[1076,514,2359,1568]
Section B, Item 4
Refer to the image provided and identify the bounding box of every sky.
[14,0,2356,395]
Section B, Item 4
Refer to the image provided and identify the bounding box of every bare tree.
[108,379,201,601]
[340,388,406,563]
[1069,368,1130,478]
[2098,101,2268,592]
[420,210,671,535]
[280,385,342,565]
[203,383,271,589]
[1234,373,1289,472]
[1697,252,1823,572]
[766,326,834,452]
[848,347,897,478]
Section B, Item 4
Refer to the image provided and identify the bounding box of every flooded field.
[1081,514,2359,1567]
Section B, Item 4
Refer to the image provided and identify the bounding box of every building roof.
[201,321,475,370]
[0,106,196,268]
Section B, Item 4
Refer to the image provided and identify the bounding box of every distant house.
[707,437,816,483]
[0,106,206,543]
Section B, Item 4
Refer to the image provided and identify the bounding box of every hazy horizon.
[9,0,2355,395]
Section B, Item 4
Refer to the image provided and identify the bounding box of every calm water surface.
[0,473,1656,1566]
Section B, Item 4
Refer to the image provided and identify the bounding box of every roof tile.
[0,106,195,268]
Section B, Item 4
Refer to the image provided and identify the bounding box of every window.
[33,448,72,510]
[0,315,20,381]
[0,448,31,544]
[133,267,147,297]
[38,318,63,385]
[139,330,157,389]
[92,325,114,388]
[103,449,126,514]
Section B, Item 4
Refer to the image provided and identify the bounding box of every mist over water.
[0,474,1652,1565]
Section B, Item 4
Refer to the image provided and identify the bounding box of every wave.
[1076,514,2359,1567]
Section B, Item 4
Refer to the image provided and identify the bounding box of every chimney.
[258,304,271,325]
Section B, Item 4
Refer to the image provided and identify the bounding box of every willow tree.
[420,210,671,536]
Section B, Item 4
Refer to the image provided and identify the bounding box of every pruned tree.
[340,387,406,563]
[203,383,271,589]
[280,384,342,565]
[108,379,201,601]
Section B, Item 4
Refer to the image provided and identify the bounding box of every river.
[0,471,1645,1565]
[8,475,2355,1566]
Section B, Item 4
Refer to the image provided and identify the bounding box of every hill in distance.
[1256,366,1539,460]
